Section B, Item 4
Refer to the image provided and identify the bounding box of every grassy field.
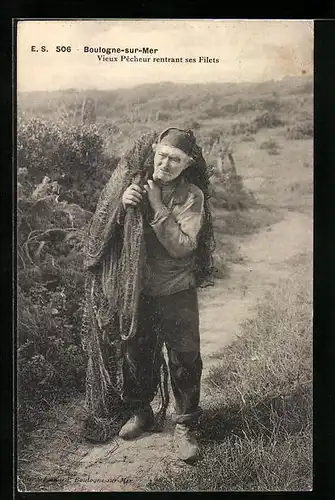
[148,253,313,491]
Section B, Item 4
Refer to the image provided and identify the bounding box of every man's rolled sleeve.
[150,205,171,225]
[150,189,204,259]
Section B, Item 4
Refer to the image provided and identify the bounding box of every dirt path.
[19,210,312,493]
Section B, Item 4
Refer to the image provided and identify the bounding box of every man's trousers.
[122,287,203,424]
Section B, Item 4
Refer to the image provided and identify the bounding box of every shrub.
[198,107,223,120]
[260,138,281,155]
[240,133,255,142]
[260,98,281,112]
[17,116,117,212]
[17,193,88,442]
[155,111,171,121]
[16,117,113,443]
[182,118,201,130]
[253,111,285,130]
[206,128,224,145]
[230,121,258,136]
[230,112,285,137]
[210,172,257,211]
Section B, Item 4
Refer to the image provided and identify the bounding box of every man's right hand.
[122,183,146,209]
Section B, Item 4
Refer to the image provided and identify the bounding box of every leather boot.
[174,423,200,462]
[118,405,154,440]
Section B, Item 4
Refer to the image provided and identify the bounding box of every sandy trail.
[19,210,312,493]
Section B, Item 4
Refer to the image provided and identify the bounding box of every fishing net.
[80,130,214,442]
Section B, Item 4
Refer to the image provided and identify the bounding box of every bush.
[210,172,257,211]
[260,98,281,112]
[17,195,88,442]
[17,117,114,443]
[17,116,117,212]
[198,107,223,120]
[240,133,255,142]
[253,111,285,130]
[230,112,284,137]
[230,121,258,136]
[260,138,281,155]
[182,118,201,130]
[286,122,313,140]
[155,111,171,121]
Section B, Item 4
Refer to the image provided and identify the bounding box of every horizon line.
[17,74,312,94]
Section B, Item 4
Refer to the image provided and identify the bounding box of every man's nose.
[161,158,170,169]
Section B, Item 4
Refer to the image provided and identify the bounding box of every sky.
[17,20,314,92]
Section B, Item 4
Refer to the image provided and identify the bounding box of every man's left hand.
[144,179,163,212]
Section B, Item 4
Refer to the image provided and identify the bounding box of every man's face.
[152,143,191,184]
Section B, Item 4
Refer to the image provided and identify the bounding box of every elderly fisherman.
[117,127,213,462]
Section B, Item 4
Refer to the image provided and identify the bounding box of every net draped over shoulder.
[80,130,214,441]
[80,131,169,441]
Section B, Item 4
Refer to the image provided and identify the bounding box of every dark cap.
[158,127,196,156]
